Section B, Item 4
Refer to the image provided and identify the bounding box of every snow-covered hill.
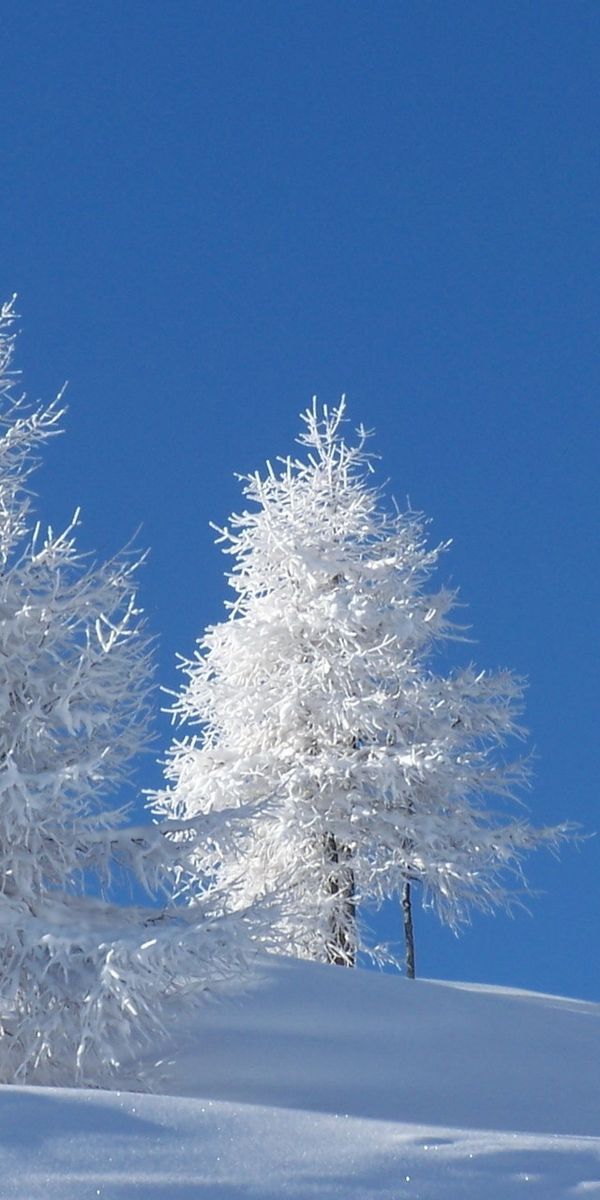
[1,957,599,1199]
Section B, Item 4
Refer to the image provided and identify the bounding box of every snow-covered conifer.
[0,301,248,1085]
[154,398,567,974]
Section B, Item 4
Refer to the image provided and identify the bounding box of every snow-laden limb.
[0,303,251,1085]
[153,398,570,971]
[0,893,249,1087]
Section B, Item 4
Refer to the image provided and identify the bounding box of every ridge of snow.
[1,955,599,1198]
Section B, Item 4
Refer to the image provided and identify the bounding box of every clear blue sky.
[2,2,598,1000]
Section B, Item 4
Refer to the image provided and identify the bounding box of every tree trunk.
[324,832,356,966]
[402,880,416,979]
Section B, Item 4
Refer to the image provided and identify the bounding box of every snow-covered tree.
[0,300,248,1085]
[154,398,567,975]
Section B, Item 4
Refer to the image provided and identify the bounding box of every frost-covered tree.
[0,300,248,1085]
[154,398,567,975]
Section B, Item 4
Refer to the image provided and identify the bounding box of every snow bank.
[0,957,598,1199]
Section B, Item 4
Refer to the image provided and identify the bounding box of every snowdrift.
[0,956,598,1198]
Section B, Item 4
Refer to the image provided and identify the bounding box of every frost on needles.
[155,398,568,975]
[0,301,248,1087]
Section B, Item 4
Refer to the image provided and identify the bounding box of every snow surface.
[1,956,599,1198]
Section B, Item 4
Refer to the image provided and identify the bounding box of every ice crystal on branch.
[155,397,568,973]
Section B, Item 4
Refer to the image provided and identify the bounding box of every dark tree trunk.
[402,880,416,979]
[324,832,356,966]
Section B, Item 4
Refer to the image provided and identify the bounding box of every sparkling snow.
[1,956,598,1198]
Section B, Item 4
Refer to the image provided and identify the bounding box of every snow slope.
[0,956,599,1199]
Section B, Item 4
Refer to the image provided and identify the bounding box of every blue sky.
[2,2,598,1000]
